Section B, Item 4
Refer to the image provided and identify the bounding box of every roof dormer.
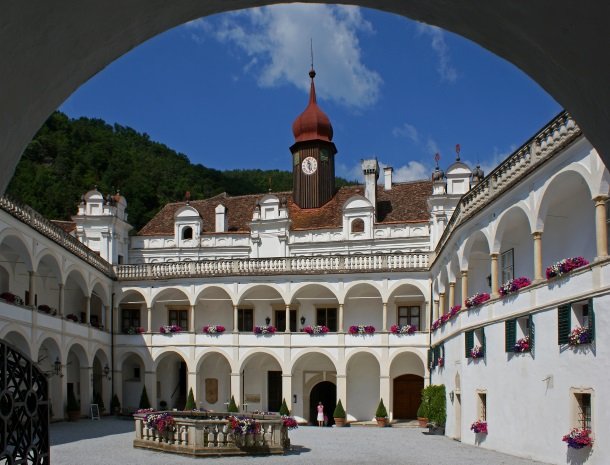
[342,195,374,240]
[174,205,202,247]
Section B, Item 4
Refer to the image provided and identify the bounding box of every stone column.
[230,372,242,410]
[105,304,111,332]
[439,292,446,316]
[282,373,292,407]
[336,374,347,412]
[448,282,455,309]
[379,375,391,420]
[460,270,468,307]
[57,282,64,316]
[84,295,91,325]
[189,305,195,332]
[338,304,344,332]
[490,253,499,297]
[28,271,35,306]
[285,305,291,333]
[113,307,119,333]
[188,370,198,406]
[144,371,157,409]
[594,196,609,259]
[532,232,543,281]
[233,305,239,333]
[147,307,152,332]
[433,299,439,321]
[382,302,388,332]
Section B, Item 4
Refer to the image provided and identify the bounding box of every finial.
[455,143,461,161]
[185,191,191,205]
[268,176,272,193]
[309,38,316,79]
[434,152,440,169]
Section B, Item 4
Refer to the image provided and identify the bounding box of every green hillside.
[6,112,353,231]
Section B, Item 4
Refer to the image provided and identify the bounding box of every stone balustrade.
[435,111,581,255]
[133,411,288,456]
[115,252,430,280]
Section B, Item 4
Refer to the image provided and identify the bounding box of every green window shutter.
[433,346,439,366]
[465,330,474,358]
[427,349,433,368]
[441,344,445,359]
[481,327,486,357]
[505,319,516,352]
[529,314,535,354]
[557,304,571,345]
[588,298,595,342]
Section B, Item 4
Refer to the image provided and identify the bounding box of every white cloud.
[426,137,440,156]
[337,159,431,184]
[416,23,458,83]
[188,5,382,108]
[392,123,419,143]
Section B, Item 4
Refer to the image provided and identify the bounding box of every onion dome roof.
[292,69,333,143]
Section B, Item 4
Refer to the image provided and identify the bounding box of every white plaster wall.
[242,355,281,412]
[194,301,233,332]
[347,353,380,420]
[197,354,231,411]
[344,298,382,328]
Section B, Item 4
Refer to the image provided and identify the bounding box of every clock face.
[301,156,318,175]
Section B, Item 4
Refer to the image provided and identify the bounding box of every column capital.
[532,231,543,240]
[460,270,468,277]
[490,252,499,259]
[449,282,455,287]
[593,195,609,205]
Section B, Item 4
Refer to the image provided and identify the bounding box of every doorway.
[267,371,282,412]
[393,374,424,419]
[455,393,462,441]
[309,381,336,426]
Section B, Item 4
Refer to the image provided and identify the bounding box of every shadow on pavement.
[51,417,135,446]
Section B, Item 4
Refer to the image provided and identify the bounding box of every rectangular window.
[238,308,254,332]
[274,309,297,332]
[478,392,487,421]
[558,298,595,345]
[575,393,592,429]
[501,248,514,284]
[316,307,337,332]
[168,309,188,329]
[121,308,140,332]
[398,305,421,330]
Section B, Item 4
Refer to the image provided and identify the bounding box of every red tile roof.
[137,181,432,236]
[51,220,76,234]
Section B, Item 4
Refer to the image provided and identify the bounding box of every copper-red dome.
[292,70,333,143]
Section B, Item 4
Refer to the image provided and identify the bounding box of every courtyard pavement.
[50,417,552,465]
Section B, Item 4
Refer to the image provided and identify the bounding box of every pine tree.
[184,387,196,410]
[227,395,238,413]
[279,398,290,416]
[139,386,151,409]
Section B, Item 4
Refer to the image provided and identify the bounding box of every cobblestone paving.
[50,418,553,465]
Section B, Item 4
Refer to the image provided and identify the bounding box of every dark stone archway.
[309,380,336,426]
[0,2,609,194]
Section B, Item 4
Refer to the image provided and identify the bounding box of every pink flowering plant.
[202,324,225,334]
[390,324,416,335]
[145,412,176,433]
[431,305,462,332]
[471,420,488,434]
[514,336,530,353]
[470,345,484,359]
[568,327,591,346]
[282,416,299,430]
[160,324,182,334]
[437,357,444,368]
[348,324,375,335]
[465,292,490,308]
[499,277,531,296]
[227,416,261,436]
[302,325,329,335]
[562,428,593,449]
[254,325,276,334]
[546,256,589,279]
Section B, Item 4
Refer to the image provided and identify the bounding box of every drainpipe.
[429,280,433,386]
[110,291,115,404]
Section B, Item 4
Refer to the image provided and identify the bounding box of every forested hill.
[6,112,353,231]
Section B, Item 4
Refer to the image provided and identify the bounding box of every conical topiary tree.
[111,394,121,415]
[139,386,151,409]
[333,399,346,418]
[184,387,196,410]
[279,398,290,416]
[227,395,239,413]
[375,398,388,418]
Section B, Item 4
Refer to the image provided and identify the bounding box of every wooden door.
[267,371,282,412]
[393,374,424,419]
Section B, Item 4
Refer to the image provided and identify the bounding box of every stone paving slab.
[50,418,553,465]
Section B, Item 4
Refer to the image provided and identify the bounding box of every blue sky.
[60,5,561,183]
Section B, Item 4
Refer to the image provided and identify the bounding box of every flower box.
[126,326,145,334]
[546,256,589,279]
[432,306,462,332]
[437,356,444,368]
[145,412,176,433]
[562,428,593,449]
[471,420,488,434]
[465,293,490,309]
[390,324,416,335]
[202,325,226,334]
[282,416,298,430]
[348,324,375,335]
[66,313,79,323]
[499,276,531,296]
[568,326,591,346]
[0,292,24,305]
[254,325,276,335]
[470,345,484,359]
[514,336,530,353]
[227,415,261,435]
[302,325,329,335]
[160,324,182,334]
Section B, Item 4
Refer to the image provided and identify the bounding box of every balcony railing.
[0,195,114,277]
[115,252,430,280]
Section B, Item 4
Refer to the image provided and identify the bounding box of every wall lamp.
[300,316,306,325]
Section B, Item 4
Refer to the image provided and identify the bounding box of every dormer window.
[351,218,365,233]
[182,227,193,240]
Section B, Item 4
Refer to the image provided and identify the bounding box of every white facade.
[0,111,609,464]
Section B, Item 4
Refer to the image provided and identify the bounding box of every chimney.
[215,204,227,232]
[361,159,379,207]
[383,166,393,190]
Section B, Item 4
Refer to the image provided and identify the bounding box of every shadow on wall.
[566,445,593,465]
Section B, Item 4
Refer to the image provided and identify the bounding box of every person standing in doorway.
[316,401,324,427]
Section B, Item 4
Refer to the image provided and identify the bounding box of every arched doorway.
[393,374,424,419]
[309,381,336,426]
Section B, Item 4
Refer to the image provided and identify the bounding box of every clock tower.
[290,68,337,209]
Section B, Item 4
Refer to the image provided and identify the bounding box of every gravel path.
[50,418,552,465]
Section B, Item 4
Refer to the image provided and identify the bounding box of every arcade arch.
[390,350,426,420]
[346,351,380,421]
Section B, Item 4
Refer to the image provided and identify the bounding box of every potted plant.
[184,387,196,410]
[227,395,239,413]
[333,399,347,427]
[416,399,429,428]
[426,384,446,435]
[139,386,151,409]
[375,398,389,427]
[110,394,121,415]
[66,390,80,421]
[279,398,290,416]
[159,400,167,410]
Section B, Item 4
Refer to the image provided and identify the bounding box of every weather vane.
[456,144,461,161]
[434,152,440,168]
[310,38,314,70]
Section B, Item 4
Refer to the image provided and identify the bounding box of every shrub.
[227,395,239,413]
[333,399,346,418]
[375,398,388,418]
[110,394,121,413]
[92,391,105,413]
[184,387,196,410]
[279,398,290,416]
[67,390,80,412]
[416,400,428,418]
[426,385,446,427]
[139,386,151,409]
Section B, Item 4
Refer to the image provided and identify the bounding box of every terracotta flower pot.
[417,417,428,428]
[334,417,346,427]
[67,410,80,421]
[376,417,388,427]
